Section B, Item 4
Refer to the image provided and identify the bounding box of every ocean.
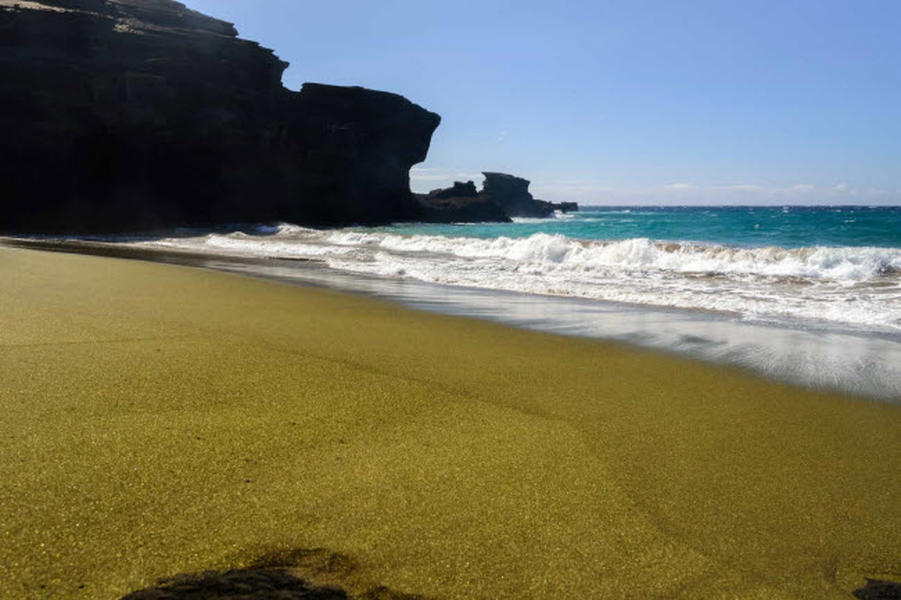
[145,206,901,332]
[119,205,901,400]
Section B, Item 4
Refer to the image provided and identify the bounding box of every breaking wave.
[139,224,901,331]
[319,230,901,282]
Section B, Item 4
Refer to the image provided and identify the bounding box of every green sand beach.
[1,246,899,599]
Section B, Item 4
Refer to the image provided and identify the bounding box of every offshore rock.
[416,179,509,223]
[417,196,510,224]
[428,180,479,200]
[423,173,579,221]
[0,0,440,234]
[480,172,579,218]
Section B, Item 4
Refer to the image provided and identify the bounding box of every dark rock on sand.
[0,0,440,234]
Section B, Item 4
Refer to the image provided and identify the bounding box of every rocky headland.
[0,0,576,234]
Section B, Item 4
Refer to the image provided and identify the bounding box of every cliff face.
[0,0,440,233]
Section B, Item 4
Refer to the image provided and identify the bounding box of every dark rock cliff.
[0,0,441,234]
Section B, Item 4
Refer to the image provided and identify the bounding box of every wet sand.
[0,246,899,599]
[6,236,900,402]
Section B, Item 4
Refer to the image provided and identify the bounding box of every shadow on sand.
[853,579,901,600]
[121,548,425,600]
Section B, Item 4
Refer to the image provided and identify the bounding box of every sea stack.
[420,173,580,221]
[481,172,578,218]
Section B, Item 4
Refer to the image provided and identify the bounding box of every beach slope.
[0,247,898,599]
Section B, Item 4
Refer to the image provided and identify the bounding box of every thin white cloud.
[722,184,761,191]
[529,181,901,206]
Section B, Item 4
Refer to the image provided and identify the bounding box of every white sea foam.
[136,225,901,332]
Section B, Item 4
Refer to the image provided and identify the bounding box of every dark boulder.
[0,0,440,234]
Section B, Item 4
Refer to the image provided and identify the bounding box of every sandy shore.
[0,246,898,599]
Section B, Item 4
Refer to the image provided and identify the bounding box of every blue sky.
[184,0,900,204]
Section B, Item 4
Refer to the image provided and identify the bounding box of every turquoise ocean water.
[374,205,901,249]
[125,205,901,398]
[145,206,901,334]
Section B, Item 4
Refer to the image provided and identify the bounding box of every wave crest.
[137,226,901,331]
[315,231,901,283]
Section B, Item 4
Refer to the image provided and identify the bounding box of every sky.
[184,0,900,205]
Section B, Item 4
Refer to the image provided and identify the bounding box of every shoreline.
[1,245,899,599]
[4,236,900,402]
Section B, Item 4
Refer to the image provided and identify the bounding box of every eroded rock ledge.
[0,1,579,233]
[0,0,441,233]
